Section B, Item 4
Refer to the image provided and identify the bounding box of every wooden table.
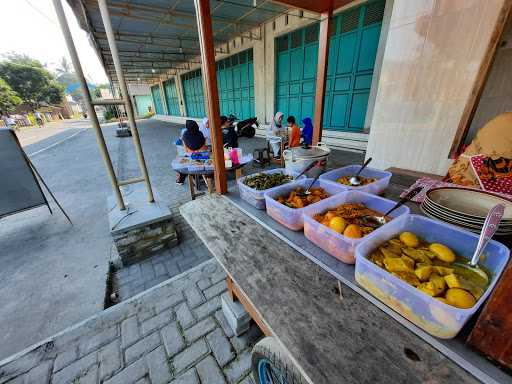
[180,172,512,384]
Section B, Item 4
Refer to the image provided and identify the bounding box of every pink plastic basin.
[302,191,410,264]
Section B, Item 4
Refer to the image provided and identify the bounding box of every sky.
[0,0,108,84]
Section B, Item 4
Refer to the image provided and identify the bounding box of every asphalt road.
[0,120,115,360]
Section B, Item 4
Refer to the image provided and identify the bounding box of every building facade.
[148,0,510,175]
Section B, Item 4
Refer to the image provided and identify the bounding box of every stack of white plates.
[420,187,512,235]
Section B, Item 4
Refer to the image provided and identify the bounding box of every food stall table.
[171,154,252,200]
[180,171,512,384]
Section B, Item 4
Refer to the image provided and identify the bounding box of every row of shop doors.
[150,0,384,132]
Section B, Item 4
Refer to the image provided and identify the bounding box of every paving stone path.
[0,259,262,384]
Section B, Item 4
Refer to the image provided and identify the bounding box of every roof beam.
[269,0,355,13]
[83,0,260,28]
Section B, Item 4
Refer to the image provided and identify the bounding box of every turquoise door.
[150,85,164,115]
[216,49,255,119]
[275,24,318,124]
[181,70,205,118]
[163,78,180,116]
[275,1,385,132]
[134,95,153,117]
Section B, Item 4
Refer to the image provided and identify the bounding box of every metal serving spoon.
[453,203,504,284]
[363,187,423,227]
[300,171,322,196]
[294,160,320,180]
[349,157,372,186]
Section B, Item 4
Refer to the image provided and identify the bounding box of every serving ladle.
[453,203,504,284]
[362,187,423,227]
[349,157,372,186]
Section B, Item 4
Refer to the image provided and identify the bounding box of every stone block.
[175,302,196,329]
[172,339,209,374]
[146,346,172,384]
[161,322,185,357]
[206,328,235,367]
[99,339,122,381]
[141,310,172,335]
[104,357,148,384]
[184,286,205,308]
[79,326,118,356]
[204,281,227,300]
[184,317,216,343]
[171,368,200,384]
[124,331,161,364]
[196,355,226,384]
[223,351,251,384]
[52,352,97,384]
[194,296,221,321]
[221,293,250,337]
[214,310,234,338]
[121,316,140,349]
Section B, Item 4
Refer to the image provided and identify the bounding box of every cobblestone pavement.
[0,259,262,384]
[113,119,363,301]
[112,119,278,301]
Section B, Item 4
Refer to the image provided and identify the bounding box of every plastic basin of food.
[319,165,392,195]
[354,214,510,339]
[264,179,347,230]
[237,168,303,210]
[302,191,410,264]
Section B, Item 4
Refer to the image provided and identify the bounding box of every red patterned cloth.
[470,155,512,196]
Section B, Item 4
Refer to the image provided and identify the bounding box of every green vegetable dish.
[243,173,293,190]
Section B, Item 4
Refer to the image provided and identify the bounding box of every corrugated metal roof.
[66,0,289,83]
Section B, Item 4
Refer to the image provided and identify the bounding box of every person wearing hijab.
[199,117,211,145]
[301,117,313,146]
[182,119,207,153]
[267,112,285,157]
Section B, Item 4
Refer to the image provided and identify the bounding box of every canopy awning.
[67,0,297,83]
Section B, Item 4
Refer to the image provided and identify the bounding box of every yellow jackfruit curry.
[368,232,490,309]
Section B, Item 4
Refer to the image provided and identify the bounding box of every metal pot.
[283,142,330,177]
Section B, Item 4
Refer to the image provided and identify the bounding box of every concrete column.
[264,22,276,124]
[252,27,266,124]
[173,74,186,117]
[159,80,169,115]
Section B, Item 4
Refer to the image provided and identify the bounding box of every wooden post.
[193,0,227,194]
[312,10,332,145]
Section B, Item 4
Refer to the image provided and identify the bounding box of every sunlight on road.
[16,119,90,147]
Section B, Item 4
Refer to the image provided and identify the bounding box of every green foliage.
[0,77,22,114]
[0,54,64,107]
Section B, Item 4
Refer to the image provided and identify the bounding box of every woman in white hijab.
[199,117,211,145]
[267,112,285,157]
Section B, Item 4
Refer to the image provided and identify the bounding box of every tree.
[0,77,22,114]
[0,54,64,107]
[56,57,72,75]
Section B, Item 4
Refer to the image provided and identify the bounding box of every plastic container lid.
[264,179,347,230]
[320,165,392,195]
[354,214,510,339]
[302,191,410,264]
[237,168,303,210]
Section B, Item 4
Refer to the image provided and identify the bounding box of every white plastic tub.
[237,168,303,210]
[264,179,347,230]
[355,214,510,339]
[302,191,410,264]
[320,165,392,195]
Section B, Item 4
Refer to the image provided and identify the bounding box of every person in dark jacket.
[176,120,207,185]
[182,119,207,153]
[301,117,313,146]
[221,115,238,148]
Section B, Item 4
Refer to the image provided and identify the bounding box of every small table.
[171,154,252,200]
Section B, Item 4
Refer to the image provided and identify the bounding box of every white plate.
[420,203,512,235]
[422,199,512,228]
[426,188,512,220]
